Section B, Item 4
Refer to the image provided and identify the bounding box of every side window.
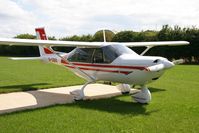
[93,48,104,63]
[92,46,120,64]
[77,48,94,62]
[68,46,121,64]
[102,45,120,63]
[68,48,94,63]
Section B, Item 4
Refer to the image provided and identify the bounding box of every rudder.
[35,27,54,56]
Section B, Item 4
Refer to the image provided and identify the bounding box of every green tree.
[112,31,137,42]
[15,34,36,39]
[12,34,38,56]
[79,35,93,42]
[93,30,115,42]
[48,36,57,40]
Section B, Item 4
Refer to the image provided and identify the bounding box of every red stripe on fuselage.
[44,47,54,54]
[61,60,148,75]
[61,60,147,71]
[66,65,132,75]
[61,59,68,64]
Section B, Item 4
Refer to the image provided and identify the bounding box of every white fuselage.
[42,50,173,85]
[67,55,166,85]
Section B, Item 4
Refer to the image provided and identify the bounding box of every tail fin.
[35,27,54,56]
[35,27,48,40]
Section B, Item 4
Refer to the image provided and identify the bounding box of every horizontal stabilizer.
[9,57,41,60]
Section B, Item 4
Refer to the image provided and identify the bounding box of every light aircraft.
[0,28,189,103]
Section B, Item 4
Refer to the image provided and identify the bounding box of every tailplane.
[10,57,41,60]
[10,28,56,61]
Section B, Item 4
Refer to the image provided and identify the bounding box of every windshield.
[67,44,138,63]
[102,44,138,55]
[67,48,95,62]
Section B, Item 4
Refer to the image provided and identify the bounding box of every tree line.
[0,25,198,63]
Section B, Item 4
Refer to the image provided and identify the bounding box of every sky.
[0,0,199,38]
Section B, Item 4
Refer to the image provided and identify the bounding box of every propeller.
[147,58,183,72]
[172,59,185,65]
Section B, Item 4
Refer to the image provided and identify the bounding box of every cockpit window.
[67,48,94,63]
[93,48,103,63]
[104,44,138,55]
[102,44,138,63]
[67,44,137,63]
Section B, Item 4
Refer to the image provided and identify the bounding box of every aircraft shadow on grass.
[67,87,165,115]
[67,96,158,115]
[0,86,164,116]
[148,87,166,93]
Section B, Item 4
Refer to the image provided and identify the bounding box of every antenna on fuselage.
[103,29,106,43]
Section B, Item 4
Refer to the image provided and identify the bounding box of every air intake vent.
[153,59,160,63]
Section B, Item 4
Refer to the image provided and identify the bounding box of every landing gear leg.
[70,81,94,101]
[131,85,151,104]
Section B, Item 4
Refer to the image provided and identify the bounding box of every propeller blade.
[147,64,165,72]
[172,59,184,65]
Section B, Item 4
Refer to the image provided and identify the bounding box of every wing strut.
[140,46,153,56]
[103,29,106,43]
[55,52,96,82]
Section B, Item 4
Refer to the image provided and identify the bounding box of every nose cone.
[164,60,174,69]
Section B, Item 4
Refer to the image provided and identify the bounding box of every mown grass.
[0,57,85,93]
[0,57,199,133]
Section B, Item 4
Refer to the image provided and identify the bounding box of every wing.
[0,38,103,47]
[0,38,189,48]
[120,41,190,55]
[120,41,190,47]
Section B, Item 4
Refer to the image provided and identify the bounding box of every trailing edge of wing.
[0,38,189,47]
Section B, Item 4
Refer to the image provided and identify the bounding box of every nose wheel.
[116,84,131,94]
[131,85,151,104]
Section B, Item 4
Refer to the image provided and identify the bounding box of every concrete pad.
[0,84,126,114]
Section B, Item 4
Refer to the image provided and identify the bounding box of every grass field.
[0,57,85,93]
[0,57,199,133]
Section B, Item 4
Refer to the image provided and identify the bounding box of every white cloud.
[0,0,199,38]
[0,0,38,37]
